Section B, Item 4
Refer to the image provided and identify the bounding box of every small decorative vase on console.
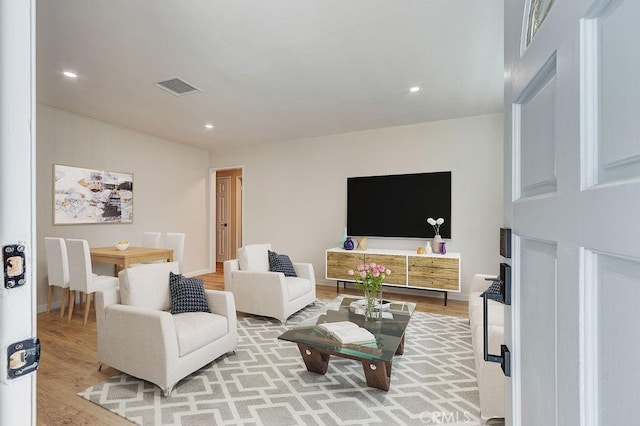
[431,234,443,254]
[440,241,447,255]
[343,236,355,250]
[424,243,433,254]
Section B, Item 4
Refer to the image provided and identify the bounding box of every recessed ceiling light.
[63,71,78,79]
[409,86,420,92]
[205,124,214,129]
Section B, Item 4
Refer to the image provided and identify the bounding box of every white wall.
[36,106,210,309]
[210,113,504,299]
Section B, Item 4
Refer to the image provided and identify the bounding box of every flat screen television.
[347,171,451,239]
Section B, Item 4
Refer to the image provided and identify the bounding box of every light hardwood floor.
[37,268,469,425]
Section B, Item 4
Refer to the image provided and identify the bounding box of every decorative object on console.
[440,242,447,255]
[339,227,347,248]
[347,262,391,321]
[416,246,425,254]
[355,237,368,251]
[424,243,433,254]
[427,217,445,253]
[343,236,355,250]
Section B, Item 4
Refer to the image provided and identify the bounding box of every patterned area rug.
[79,301,481,425]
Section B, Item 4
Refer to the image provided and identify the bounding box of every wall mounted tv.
[347,171,451,239]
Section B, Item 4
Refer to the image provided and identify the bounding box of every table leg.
[444,291,448,306]
[396,334,405,355]
[297,343,330,375]
[115,264,124,275]
[361,359,392,391]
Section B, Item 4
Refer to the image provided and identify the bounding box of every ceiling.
[37,0,504,152]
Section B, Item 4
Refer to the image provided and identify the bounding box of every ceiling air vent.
[154,77,201,96]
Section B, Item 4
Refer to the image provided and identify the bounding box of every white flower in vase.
[427,217,445,253]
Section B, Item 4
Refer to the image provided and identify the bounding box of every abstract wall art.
[53,164,133,225]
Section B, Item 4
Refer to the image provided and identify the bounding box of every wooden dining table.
[90,246,174,275]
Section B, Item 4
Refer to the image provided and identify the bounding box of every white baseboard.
[37,300,61,314]
[184,269,211,278]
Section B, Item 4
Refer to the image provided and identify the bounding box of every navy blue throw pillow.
[169,272,210,314]
[268,250,297,277]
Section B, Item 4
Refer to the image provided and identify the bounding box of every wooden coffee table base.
[296,334,405,391]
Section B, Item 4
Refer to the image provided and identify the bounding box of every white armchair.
[95,262,237,396]
[223,244,316,323]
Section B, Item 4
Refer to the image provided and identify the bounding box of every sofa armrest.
[292,262,315,286]
[474,324,506,421]
[96,288,120,344]
[98,305,179,369]
[469,273,497,294]
[223,259,240,287]
[96,287,120,309]
[205,290,237,334]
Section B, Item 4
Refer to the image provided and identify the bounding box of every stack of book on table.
[349,299,392,310]
[317,321,376,345]
[348,299,394,319]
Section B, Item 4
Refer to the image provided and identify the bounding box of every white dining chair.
[66,239,119,325]
[164,232,185,272]
[44,237,70,317]
[142,232,162,248]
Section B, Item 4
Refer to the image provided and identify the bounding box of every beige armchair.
[223,244,316,323]
[468,273,505,423]
[95,262,237,396]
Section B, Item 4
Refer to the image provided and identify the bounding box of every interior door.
[216,176,231,262]
[505,0,640,424]
[0,0,36,423]
[235,176,243,252]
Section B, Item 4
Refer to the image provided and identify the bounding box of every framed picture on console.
[53,164,134,225]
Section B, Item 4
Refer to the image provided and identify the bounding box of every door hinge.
[3,244,27,289]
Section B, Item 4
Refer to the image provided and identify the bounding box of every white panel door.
[0,0,36,423]
[216,177,231,262]
[505,0,640,424]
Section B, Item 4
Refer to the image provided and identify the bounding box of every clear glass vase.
[362,287,383,322]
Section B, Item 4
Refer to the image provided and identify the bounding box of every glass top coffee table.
[278,295,416,391]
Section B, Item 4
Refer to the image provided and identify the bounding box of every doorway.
[212,167,243,269]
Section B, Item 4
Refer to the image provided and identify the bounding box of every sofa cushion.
[470,299,504,332]
[238,244,271,272]
[119,262,180,311]
[173,312,228,357]
[268,250,297,277]
[473,323,505,375]
[169,272,211,314]
[285,277,311,301]
[468,291,484,316]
